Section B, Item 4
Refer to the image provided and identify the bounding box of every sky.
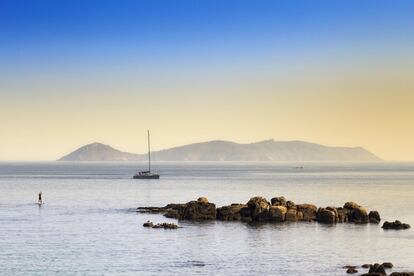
[0,0,414,161]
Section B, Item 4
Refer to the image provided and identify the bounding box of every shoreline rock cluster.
[137,196,384,225]
[342,262,413,275]
[382,220,411,230]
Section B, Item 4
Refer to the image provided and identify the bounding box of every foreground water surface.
[0,162,413,275]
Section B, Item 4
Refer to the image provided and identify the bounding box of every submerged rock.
[382,220,410,230]
[152,222,178,229]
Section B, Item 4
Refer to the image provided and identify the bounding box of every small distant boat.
[133,130,160,179]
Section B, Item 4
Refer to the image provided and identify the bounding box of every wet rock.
[382,220,410,230]
[362,264,372,268]
[296,204,317,221]
[343,265,357,269]
[286,200,296,209]
[349,207,369,223]
[285,208,299,222]
[368,263,387,275]
[369,211,381,224]
[271,196,286,207]
[316,208,337,224]
[152,222,178,229]
[337,207,350,223]
[143,220,154,227]
[382,262,393,269]
[246,197,270,220]
[165,200,216,220]
[137,206,167,213]
[346,267,358,274]
[216,204,245,221]
[390,273,414,276]
[268,206,287,222]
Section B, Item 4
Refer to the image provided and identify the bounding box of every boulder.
[246,197,270,220]
[143,221,154,227]
[369,211,381,223]
[271,196,287,206]
[165,200,216,220]
[286,200,296,209]
[337,207,350,223]
[344,202,361,209]
[297,204,317,221]
[382,220,411,230]
[152,222,178,229]
[197,197,209,204]
[285,208,299,222]
[346,267,358,274]
[368,263,387,275]
[349,207,369,223]
[382,262,393,269]
[316,208,337,224]
[216,204,245,221]
[268,206,287,222]
[390,273,414,276]
[362,264,372,268]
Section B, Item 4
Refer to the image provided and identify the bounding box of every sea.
[0,162,413,275]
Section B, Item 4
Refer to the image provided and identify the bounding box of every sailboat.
[133,130,160,179]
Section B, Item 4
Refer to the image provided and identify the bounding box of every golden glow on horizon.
[1,59,413,161]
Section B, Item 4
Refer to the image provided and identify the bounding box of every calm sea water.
[0,162,413,275]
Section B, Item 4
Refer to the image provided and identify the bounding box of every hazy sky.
[1,0,414,161]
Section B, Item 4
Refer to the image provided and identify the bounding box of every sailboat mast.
[147,130,151,172]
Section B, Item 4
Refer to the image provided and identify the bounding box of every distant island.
[58,139,381,162]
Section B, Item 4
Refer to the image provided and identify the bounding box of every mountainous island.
[58,140,381,162]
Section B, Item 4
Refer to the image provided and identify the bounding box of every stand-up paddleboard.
[37,201,43,206]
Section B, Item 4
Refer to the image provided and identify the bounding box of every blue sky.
[1,0,414,160]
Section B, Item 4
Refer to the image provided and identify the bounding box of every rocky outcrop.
[165,198,216,220]
[137,196,381,226]
[382,220,410,230]
[217,204,246,221]
[343,262,413,276]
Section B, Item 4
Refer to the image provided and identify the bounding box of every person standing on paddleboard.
[38,191,43,205]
